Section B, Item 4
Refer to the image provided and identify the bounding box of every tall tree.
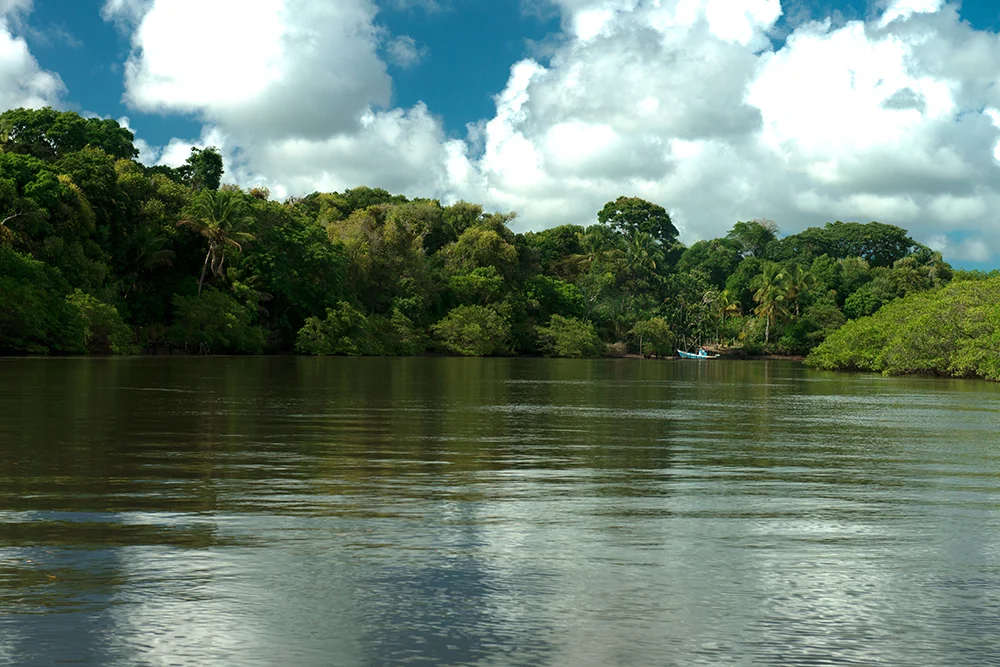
[752,263,789,344]
[727,219,778,258]
[597,196,678,247]
[784,265,818,316]
[182,147,224,191]
[177,189,254,295]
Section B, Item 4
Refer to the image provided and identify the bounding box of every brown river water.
[2,357,1000,666]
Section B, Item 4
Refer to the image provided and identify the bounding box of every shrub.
[630,318,675,358]
[536,315,604,358]
[606,341,628,357]
[66,290,137,354]
[0,245,84,354]
[296,301,369,355]
[167,289,264,354]
[296,302,426,356]
[807,277,1000,380]
[777,300,846,354]
[430,305,510,356]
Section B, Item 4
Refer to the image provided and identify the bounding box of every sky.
[3,0,1000,268]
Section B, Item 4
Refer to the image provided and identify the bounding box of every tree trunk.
[198,249,211,296]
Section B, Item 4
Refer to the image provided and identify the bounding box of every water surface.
[2,357,1000,666]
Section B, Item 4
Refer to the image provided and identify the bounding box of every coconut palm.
[124,223,175,296]
[710,288,742,343]
[177,189,254,296]
[752,264,789,344]
[571,228,610,273]
[623,231,663,279]
[784,265,817,316]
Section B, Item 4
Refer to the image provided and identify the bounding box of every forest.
[806,276,1000,380]
[0,107,979,361]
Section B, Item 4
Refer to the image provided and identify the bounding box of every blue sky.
[23,0,566,144]
[5,0,1000,269]
[20,0,1000,141]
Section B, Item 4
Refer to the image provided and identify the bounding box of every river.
[2,357,1000,666]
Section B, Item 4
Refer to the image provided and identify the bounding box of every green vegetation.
[0,106,981,363]
[537,315,605,358]
[806,277,1000,380]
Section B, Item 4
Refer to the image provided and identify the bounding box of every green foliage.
[0,245,84,353]
[182,147,224,191]
[751,262,789,343]
[66,290,137,354]
[0,107,969,363]
[167,289,264,354]
[536,315,604,358]
[178,188,254,295]
[331,204,433,317]
[727,219,778,258]
[806,278,1000,380]
[524,274,584,320]
[443,225,519,281]
[296,301,425,356]
[777,299,845,354]
[450,266,506,305]
[770,221,918,267]
[630,318,675,358]
[677,238,742,289]
[236,198,346,343]
[724,256,763,314]
[430,305,511,356]
[524,225,585,278]
[597,196,678,247]
[0,107,137,160]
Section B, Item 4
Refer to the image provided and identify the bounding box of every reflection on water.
[3,357,1000,665]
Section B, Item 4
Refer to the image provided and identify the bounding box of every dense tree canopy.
[597,196,678,247]
[0,106,979,364]
[807,276,1000,380]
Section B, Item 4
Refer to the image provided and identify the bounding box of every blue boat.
[678,349,719,359]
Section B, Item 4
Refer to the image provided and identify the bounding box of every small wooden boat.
[678,349,719,359]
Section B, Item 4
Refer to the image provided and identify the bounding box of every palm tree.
[623,231,663,279]
[784,265,817,316]
[752,264,789,344]
[177,190,254,296]
[571,229,609,273]
[124,223,175,296]
[711,289,742,343]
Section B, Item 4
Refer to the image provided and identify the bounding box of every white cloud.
[878,0,944,28]
[100,0,151,25]
[108,0,1000,264]
[926,234,993,263]
[386,35,426,69]
[0,5,64,110]
[111,0,390,139]
[0,0,32,16]
[928,194,988,225]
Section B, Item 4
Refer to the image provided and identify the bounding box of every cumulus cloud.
[0,2,64,109]
[100,0,153,29]
[878,0,944,28]
[109,0,1000,263]
[106,0,390,139]
[453,0,1000,258]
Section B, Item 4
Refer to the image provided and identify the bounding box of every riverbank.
[1,346,809,362]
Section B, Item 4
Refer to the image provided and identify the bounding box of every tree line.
[0,107,964,359]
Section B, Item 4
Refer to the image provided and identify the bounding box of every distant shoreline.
[1,351,808,362]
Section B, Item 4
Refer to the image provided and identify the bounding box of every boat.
[678,349,719,359]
